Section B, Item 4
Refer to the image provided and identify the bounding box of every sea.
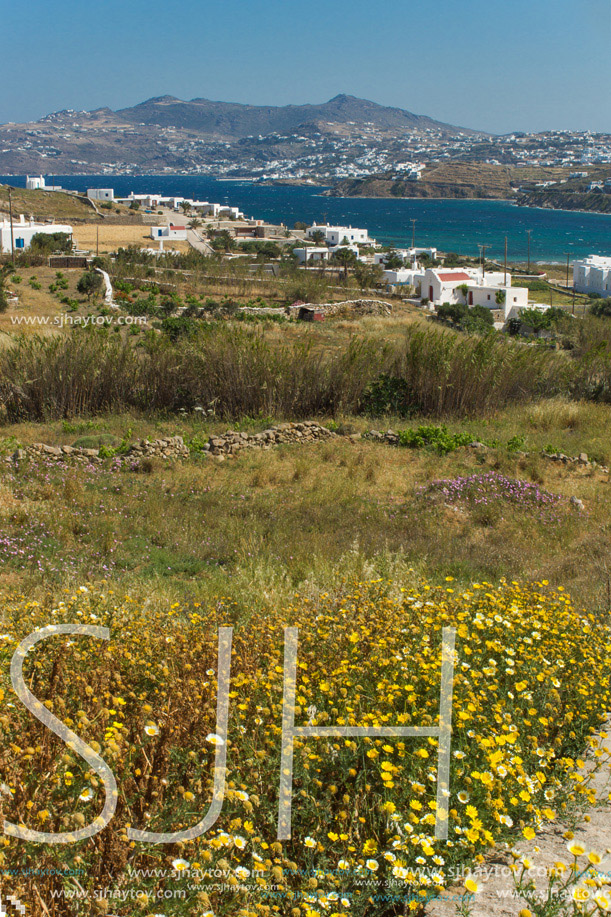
[4,174,611,263]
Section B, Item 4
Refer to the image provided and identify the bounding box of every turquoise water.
[5,174,611,262]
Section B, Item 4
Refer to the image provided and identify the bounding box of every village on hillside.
[1,177,608,339]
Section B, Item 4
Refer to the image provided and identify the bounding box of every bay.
[4,174,611,263]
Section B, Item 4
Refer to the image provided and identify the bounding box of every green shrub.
[397,424,472,454]
[361,374,416,416]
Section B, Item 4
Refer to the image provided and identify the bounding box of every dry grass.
[0,185,99,221]
[1,402,610,611]
[72,222,190,254]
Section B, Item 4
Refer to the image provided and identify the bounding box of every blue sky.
[2,0,610,133]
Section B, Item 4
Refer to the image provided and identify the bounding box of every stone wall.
[9,423,337,465]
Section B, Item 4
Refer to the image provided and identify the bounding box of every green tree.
[354,262,384,292]
[310,229,326,246]
[333,247,358,280]
[210,230,234,253]
[383,250,405,271]
[590,299,611,318]
[76,270,103,302]
[29,232,72,255]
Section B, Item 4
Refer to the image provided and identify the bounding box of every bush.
[361,374,417,416]
[398,424,472,454]
[28,232,72,255]
[77,271,103,301]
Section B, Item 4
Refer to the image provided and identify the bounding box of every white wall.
[574,256,611,299]
[0,219,73,253]
[306,224,369,246]
[87,189,115,201]
[150,225,188,241]
[26,176,45,190]
[294,247,330,264]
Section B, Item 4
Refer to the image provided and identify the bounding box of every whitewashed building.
[293,247,331,264]
[306,223,372,247]
[375,246,437,266]
[150,224,188,241]
[26,175,46,190]
[573,255,611,299]
[382,267,424,287]
[422,267,529,320]
[87,188,115,202]
[0,216,73,253]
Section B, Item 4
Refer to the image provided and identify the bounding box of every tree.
[129,200,141,211]
[333,247,358,280]
[179,201,192,216]
[354,262,384,292]
[29,232,72,255]
[590,298,611,318]
[310,229,326,246]
[159,296,179,317]
[383,250,405,270]
[495,289,506,305]
[294,221,308,231]
[77,270,103,302]
[210,230,234,253]
[188,218,202,230]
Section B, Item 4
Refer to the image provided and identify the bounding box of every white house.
[382,268,424,286]
[0,215,73,253]
[422,267,529,320]
[574,255,611,299]
[26,175,46,190]
[374,246,437,266]
[422,268,479,304]
[306,223,371,247]
[150,224,188,241]
[293,247,331,264]
[87,188,115,202]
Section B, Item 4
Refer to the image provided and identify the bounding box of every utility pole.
[478,243,487,282]
[96,224,99,257]
[526,229,532,274]
[504,236,508,286]
[565,253,570,290]
[411,219,416,249]
[8,186,15,267]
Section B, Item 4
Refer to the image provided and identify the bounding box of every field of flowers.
[1,578,610,917]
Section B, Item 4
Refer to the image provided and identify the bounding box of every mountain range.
[110,93,476,139]
[0,94,484,176]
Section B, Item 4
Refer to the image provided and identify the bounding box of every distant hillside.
[329,163,611,213]
[515,188,611,214]
[330,163,517,199]
[115,93,476,139]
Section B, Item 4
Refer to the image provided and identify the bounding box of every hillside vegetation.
[0,185,104,222]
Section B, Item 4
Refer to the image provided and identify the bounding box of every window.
[15,238,25,249]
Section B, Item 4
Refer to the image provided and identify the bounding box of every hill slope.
[115,93,476,139]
